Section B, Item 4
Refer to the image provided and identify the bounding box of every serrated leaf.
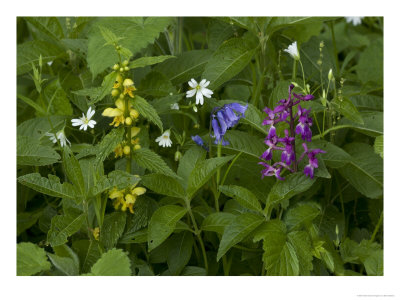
[155,49,213,85]
[141,173,185,199]
[287,231,313,275]
[167,232,194,275]
[356,38,383,85]
[100,212,126,250]
[201,212,236,234]
[91,170,141,197]
[17,135,60,166]
[219,185,262,213]
[338,111,383,137]
[364,249,383,276]
[24,17,64,42]
[217,213,264,261]
[88,71,118,105]
[148,205,187,251]
[187,155,234,200]
[87,17,172,78]
[17,115,66,139]
[72,240,101,274]
[47,207,85,247]
[332,96,363,125]
[62,147,85,198]
[265,173,315,211]
[18,173,76,200]
[181,266,206,276]
[99,26,121,45]
[17,40,64,75]
[222,130,266,160]
[177,146,207,189]
[203,38,256,90]
[132,95,163,131]
[284,203,321,231]
[43,79,73,115]
[129,55,175,69]
[17,210,42,236]
[132,148,177,178]
[138,71,176,97]
[47,253,79,276]
[338,143,383,199]
[17,242,51,276]
[89,248,131,276]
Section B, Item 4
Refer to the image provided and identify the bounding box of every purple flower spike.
[302,143,326,179]
[293,93,314,101]
[258,162,285,180]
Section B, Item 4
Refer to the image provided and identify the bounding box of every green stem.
[312,125,353,140]
[214,142,222,212]
[329,21,340,74]
[370,211,383,243]
[299,60,306,91]
[292,59,297,80]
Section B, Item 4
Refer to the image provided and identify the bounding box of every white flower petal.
[196,91,203,105]
[188,79,197,88]
[186,89,196,98]
[201,87,213,98]
[199,79,207,86]
[203,80,210,87]
[87,107,95,119]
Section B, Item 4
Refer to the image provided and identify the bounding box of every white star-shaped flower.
[284,41,300,61]
[71,107,96,131]
[45,130,71,147]
[186,78,213,105]
[345,17,364,26]
[155,130,172,147]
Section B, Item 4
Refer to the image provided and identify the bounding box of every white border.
[3,0,399,299]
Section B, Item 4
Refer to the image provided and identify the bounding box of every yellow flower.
[102,98,139,127]
[109,187,124,199]
[123,78,136,98]
[113,74,123,89]
[92,227,100,240]
[107,180,146,214]
[114,144,123,158]
[131,126,141,137]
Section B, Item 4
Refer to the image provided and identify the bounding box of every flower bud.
[193,123,200,129]
[328,69,334,81]
[123,145,131,155]
[174,151,182,162]
[123,78,134,87]
[119,67,124,72]
[130,109,139,119]
[193,106,198,112]
[116,74,123,83]
[119,93,125,99]
[133,144,141,150]
[124,66,129,71]
[113,64,120,70]
[122,60,129,67]
[111,89,119,97]
[116,45,121,50]
[125,117,132,126]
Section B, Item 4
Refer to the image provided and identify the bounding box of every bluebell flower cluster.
[211,103,248,145]
[259,84,326,180]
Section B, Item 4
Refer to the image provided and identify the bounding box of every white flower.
[284,41,300,61]
[170,103,180,110]
[345,17,364,26]
[186,78,213,105]
[45,130,71,147]
[155,130,172,147]
[71,107,97,131]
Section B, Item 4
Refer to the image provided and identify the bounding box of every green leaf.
[265,173,315,211]
[88,71,118,105]
[99,26,122,45]
[284,202,321,231]
[201,212,236,235]
[374,135,383,159]
[219,185,262,213]
[17,93,46,115]
[217,213,264,261]
[17,40,64,75]
[155,50,213,85]
[91,170,141,197]
[132,96,163,131]
[208,19,235,50]
[222,130,266,160]
[308,140,351,168]
[332,96,363,125]
[356,38,383,85]
[338,111,383,137]
[17,115,66,139]
[177,146,206,189]
[47,207,85,247]
[17,135,60,166]
[24,17,64,42]
[364,249,383,276]
[338,143,383,199]
[129,55,175,69]
[141,174,185,199]
[167,232,194,275]
[62,147,85,198]
[18,173,76,200]
[138,71,176,98]
[286,231,313,275]
[187,155,234,200]
[181,266,206,276]
[87,17,172,78]
[100,212,127,250]
[148,205,187,251]
[17,210,42,236]
[349,94,383,111]
[132,148,177,178]
[17,242,51,276]
[47,253,79,276]
[72,240,102,274]
[203,38,256,90]
[43,79,73,115]
[88,249,131,276]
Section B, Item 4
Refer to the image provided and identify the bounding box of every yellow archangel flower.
[108,182,146,214]
[114,144,124,158]
[92,227,100,240]
[102,99,140,127]
[123,78,136,98]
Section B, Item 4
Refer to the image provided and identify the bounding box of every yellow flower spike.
[125,194,136,205]
[109,188,124,199]
[123,79,136,98]
[121,201,128,212]
[131,137,140,145]
[114,144,123,158]
[123,78,134,87]
[128,204,134,214]
[132,187,146,196]
[102,107,123,117]
[130,109,139,119]
[131,127,141,137]
[113,197,123,210]
[113,74,123,89]
[93,227,100,240]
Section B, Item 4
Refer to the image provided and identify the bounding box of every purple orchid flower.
[258,162,285,180]
[302,143,326,179]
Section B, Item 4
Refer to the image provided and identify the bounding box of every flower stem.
[215,142,222,211]
[370,211,383,244]
[329,21,340,75]
[292,59,297,80]
[288,104,297,172]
